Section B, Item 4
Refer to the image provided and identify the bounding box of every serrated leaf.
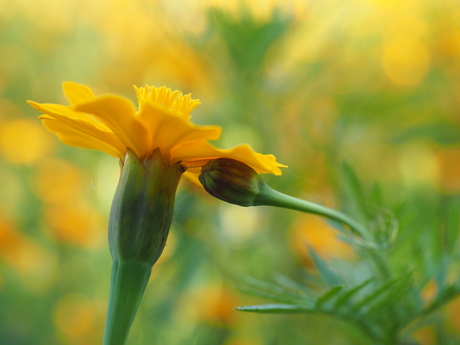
[351,276,406,314]
[334,279,373,310]
[238,277,313,305]
[364,280,413,330]
[315,285,343,309]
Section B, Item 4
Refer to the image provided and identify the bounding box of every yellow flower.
[28,82,285,345]
[27,82,284,175]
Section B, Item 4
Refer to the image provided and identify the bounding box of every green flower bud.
[199,158,268,207]
[199,158,369,240]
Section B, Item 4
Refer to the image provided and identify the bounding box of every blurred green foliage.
[1,1,460,345]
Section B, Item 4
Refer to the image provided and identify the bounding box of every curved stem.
[260,186,369,239]
[103,260,151,345]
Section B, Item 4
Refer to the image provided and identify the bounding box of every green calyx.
[103,149,185,345]
[109,148,185,266]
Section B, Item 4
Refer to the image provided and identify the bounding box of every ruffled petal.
[138,102,221,154]
[134,85,200,120]
[170,141,286,175]
[62,82,95,105]
[41,115,123,157]
[27,101,125,155]
[29,82,285,176]
[74,95,149,158]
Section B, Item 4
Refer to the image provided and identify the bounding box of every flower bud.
[199,159,370,241]
[199,158,268,207]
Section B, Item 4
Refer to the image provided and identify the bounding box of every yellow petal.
[73,95,149,158]
[27,101,125,155]
[41,116,123,157]
[138,102,221,154]
[170,141,286,175]
[134,85,200,120]
[62,82,95,105]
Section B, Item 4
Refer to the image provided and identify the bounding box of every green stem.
[260,186,392,280]
[260,186,369,239]
[103,260,151,345]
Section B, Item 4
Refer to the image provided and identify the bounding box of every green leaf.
[341,162,370,224]
[208,7,291,75]
[238,277,313,305]
[236,304,307,314]
[315,286,343,309]
[351,276,407,314]
[442,199,460,255]
[333,279,373,310]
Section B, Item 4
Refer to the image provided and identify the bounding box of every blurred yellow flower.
[28,82,284,175]
[436,147,460,193]
[291,214,354,265]
[0,215,57,291]
[53,293,103,344]
[44,203,103,247]
[0,118,54,164]
[381,36,431,86]
[33,158,83,204]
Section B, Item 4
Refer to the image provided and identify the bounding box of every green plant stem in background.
[103,261,151,345]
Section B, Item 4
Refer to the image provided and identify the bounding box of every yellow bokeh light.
[381,36,431,86]
[0,216,57,291]
[53,293,99,341]
[413,326,436,345]
[447,296,460,335]
[0,118,54,164]
[438,30,460,60]
[33,158,83,204]
[179,280,238,326]
[220,204,260,245]
[399,142,439,187]
[291,214,354,264]
[43,203,104,247]
[436,147,460,193]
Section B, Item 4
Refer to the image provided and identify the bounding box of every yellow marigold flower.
[27,82,285,345]
[27,82,284,175]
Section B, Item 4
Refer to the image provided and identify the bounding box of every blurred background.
[1,0,460,344]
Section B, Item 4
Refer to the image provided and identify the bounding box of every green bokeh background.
[1,1,460,344]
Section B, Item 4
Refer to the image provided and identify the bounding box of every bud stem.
[103,260,151,345]
[259,186,369,239]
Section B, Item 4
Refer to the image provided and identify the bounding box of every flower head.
[28,82,285,175]
[27,82,285,345]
